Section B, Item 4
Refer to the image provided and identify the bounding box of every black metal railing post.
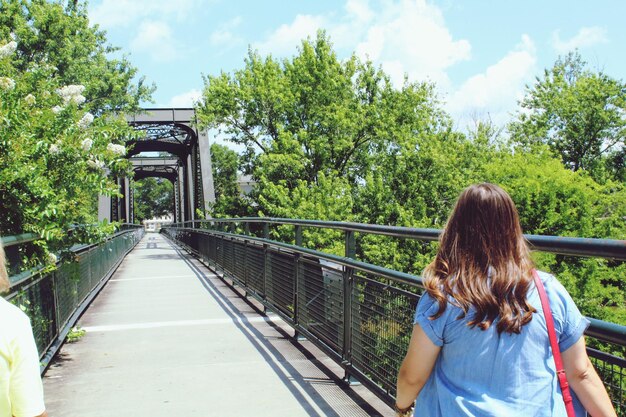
[294,225,303,338]
[262,222,270,312]
[243,239,249,289]
[343,230,356,382]
[52,270,61,338]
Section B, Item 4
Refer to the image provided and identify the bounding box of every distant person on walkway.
[0,242,48,417]
[395,183,616,417]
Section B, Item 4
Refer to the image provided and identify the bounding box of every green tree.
[133,178,174,223]
[509,52,626,180]
[209,143,251,217]
[198,31,395,188]
[197,31,626,325]
[0,0,152,256]
[483,148,626,324]
[0,0,154,114]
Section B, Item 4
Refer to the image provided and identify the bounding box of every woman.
[395,183,616,417]
[0,242,48,417]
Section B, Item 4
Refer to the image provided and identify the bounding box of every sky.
[87,0,626,132]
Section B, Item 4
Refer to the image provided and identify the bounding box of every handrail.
[0,223,140,247]
[177,218,626,260]
[4,227,141,293]
[0,233,39,248]
[168,226,626,349]
[162,224,626,411]
[3,227,145,372]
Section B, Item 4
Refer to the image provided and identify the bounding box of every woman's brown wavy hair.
[423,183,536,334]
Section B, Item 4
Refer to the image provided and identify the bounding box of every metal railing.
[164,218,626,414]
[2,224,144,371]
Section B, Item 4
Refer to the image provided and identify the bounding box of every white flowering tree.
[0,26,143,258]
[0,0,153,115]
[0,0,155,257]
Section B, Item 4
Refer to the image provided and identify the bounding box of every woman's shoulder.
[0,298,31,329]
[533,269,570,298]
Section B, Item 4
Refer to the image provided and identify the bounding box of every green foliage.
[0,0,152,256]
[132,178,174,223]
[209,143,252,217]
[66,325,86,343]
[485,148,625,238]
[198,32,626,325]
[509,52,626,181]
[198,31,400,187]
[0,0,154,115]
[259,172,353,255]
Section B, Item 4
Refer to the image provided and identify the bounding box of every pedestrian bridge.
[42,233,390,416]
[3,219,626,416]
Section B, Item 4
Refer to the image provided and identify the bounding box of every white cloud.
[255,0,470,87]
[352,0,471,87]
[89,0,204,29]
[130,21,179,62]
[210,17,244,47]
[345,0,375,23]
[552,26,608,54]
[243,0,535,128]
[253,14,327,56]
[168,89,202,107]
[446,35,537,128]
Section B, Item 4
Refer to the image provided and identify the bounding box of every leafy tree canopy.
[133,178,174,223]
[197,32,626,323]
[0,0,154,114]
[0,0,153,256]
[209,143,252,218]
[509,51,626,181]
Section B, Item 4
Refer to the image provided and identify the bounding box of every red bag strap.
[532,269,576,417]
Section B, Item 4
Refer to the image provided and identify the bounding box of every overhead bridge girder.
[132,158,179,183]
[98,108,216,224]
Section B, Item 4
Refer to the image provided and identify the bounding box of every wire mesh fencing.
[4,227,144,366]
[163,223,626,414]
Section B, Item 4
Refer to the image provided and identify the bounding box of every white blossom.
[23,94,36,105]
[0,77,15,91]
[69,94,86,105]
[48,253,58,264]
[0,41,17,58]
[49,143,60,154]
[81,138,93,151]
[87,158,106,171]
[77,112,94,129]
[51,105,63,114]
[56,84,86,105]
[107,143,126,156]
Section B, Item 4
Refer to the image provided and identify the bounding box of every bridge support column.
[123,177,131,223]
[173,174,180,224]
[98,195,111,222]
[186,153,195,223]
[179,165,187,222]
[197,129,215,213]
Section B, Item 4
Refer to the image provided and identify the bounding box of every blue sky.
[87,0,626,131]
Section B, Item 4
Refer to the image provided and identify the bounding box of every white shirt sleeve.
[9,313,46,417]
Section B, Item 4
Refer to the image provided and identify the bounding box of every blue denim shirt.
[413,270,589,417]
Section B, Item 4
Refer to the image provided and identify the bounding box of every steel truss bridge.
[98,108,215,224]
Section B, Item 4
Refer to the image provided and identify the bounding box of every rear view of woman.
[0,242,48,417]
[395,183,616,417]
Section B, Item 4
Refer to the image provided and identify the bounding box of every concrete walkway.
[43,233,394,417]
